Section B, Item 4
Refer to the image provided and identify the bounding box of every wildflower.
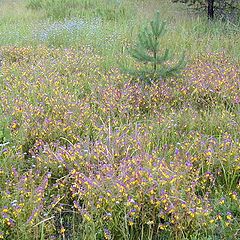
[226,212,233,221]
[158,224,166,230]
[83,214,91,222]
[128,220,134,226]
[60,226,65,235]
[147,220,154,225]
[209,219,215,224]
[219,198,225,205]
[216,214,222,221]
[2,207,8,213]
[104,228,112,240]
[225,221,230,227]
[229,191,238,201]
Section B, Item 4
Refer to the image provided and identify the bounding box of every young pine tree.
[128,11,185,83]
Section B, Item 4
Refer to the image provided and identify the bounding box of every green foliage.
[26,0,43,10]
[26,0,132,20]
[27,0,78,19]
[128,11,185,83]
[172,0,240,22]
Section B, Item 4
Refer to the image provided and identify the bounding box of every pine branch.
[130,48,156,63]
[155,49,171,64]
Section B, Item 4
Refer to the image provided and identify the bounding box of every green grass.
[0,0,239,65]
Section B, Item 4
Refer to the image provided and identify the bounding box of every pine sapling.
[128,11,185,83]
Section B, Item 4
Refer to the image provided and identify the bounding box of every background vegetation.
[0,0,239,239]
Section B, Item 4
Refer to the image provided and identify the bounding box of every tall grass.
[26,0,134,20]
[0,0,239,64]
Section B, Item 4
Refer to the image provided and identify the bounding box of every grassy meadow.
[0,0,239,239]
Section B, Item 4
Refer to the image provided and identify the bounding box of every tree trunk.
[208,0,214,20]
